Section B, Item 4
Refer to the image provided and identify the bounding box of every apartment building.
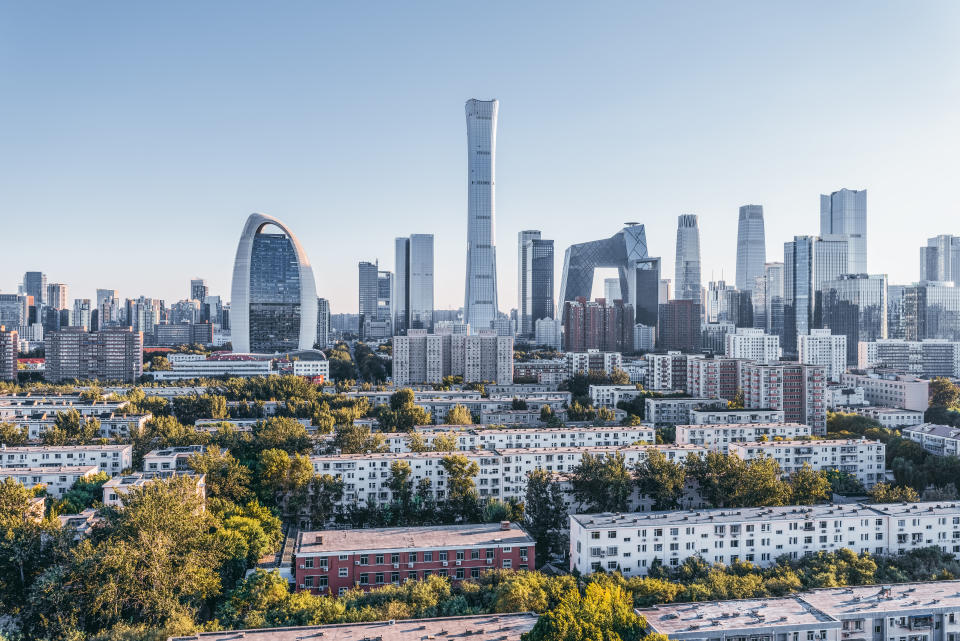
[0,444,132,476]
[859,338,960,377]
[169,613,540,641]
[839,373,930,413]
[372,425,656,453]
[640,581,960,641]
[8,413,150,440]
[740,362,827,434]
[0,395,129,420]
[675,422,812,453]
[0,325,16,381]
[685,355,742,400]
[102,471,206,507]
[847,406,924,429]
[512,359,568,385]
[566,350,623,377]
[799,328,847,382]
[644,397,729,426]
[687,408,786,424]
[903,423,960,457]
[589,385,645,408]
[644,351,688,391]
[0,465,99,498]
[292,522,534,595]
[142,445,205,476]
[570,500,960,577]
[724,327,781,364]
[727,439,885,488]
[392,330,513,385]
[825,384,866,409]
[45,326,143,382]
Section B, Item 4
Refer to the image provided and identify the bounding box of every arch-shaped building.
[230,213,318,354]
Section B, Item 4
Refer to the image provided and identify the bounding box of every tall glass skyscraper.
[920,235,960,284]
[394,234,434,334]
[464,98,499,332]
[230,213,317,354]
[674,214,701,304]
[518,230,540,336]
[820,188,867,274]
[522,235,554,337]
[783,235,850,356]
[735,205,766,292]
[821,274,888,364]
[23,272,46,306]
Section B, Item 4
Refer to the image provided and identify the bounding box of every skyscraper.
[394,234,435,334]
[674,215,701,304]
[783,236,849,356]
[95,289,118,311]
[23,272,46,306]
[919,235,960,284]
[46,283,68,310]
[230,213,318,354]
[191,279,209,302]
[820,274,888,365]
[519,231,554,337]
[358,261,378,339]
[464,98,499,332]
[316,298,330,348]
[604,278,622,301]
[820,188,867,274]
[735,205,765,292]
[518,230,540,336]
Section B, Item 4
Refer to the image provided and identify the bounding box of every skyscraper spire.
[464,98,499,331]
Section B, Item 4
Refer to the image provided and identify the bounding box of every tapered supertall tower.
[674,214,702,304]
[464,98,499,332]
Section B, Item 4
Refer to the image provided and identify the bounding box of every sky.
[2,2,959,315]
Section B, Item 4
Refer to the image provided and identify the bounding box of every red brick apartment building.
[292,522,535,595]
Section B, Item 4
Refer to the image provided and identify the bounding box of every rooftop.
[168,613,539,641]
[904,423,960,438]
[729,438,878,448]
[802,581,960,617]
[295,522,534,556]
[640,596,836,636]
[0,465,99,475]
[677,422,808,429]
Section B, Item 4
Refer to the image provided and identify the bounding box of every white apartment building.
[847,406,924,428]
[825,385,866,409]
[534,318,562,351]
[644,397,729,425]
[566,351,623,377]
[0,396,129,420]
[859,338,960,378]
[724,327,781,364]
[570,500,960,577]
[640,581,960,641]
[9,412,151,440]
[675,422,812,453]
[687,408,785,424]
[0,465,99,498]
[393,330,513,386]
[310,444,707,511]
[142,445,205,475]
[0,444,132,476]
[728,439,886,488]
[799,328,847,382]
[150,357,272,381]
[102,471,206,507]
[371,426,656,453]
[290,359,330,379]
[588,385,645,408]
[620,358,648,385]
[839,373,930,413]
[903,423,960,457]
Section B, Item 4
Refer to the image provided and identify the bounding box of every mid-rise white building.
[633,324,655,353]
[589,385,645,408]
[644,351,686,391]
[728,439,885,488]
[570,500,960,577]
[859,338,960,377]
[644,397,729,425]
[370,425,655,453]
[799,328,847,382]
[687,408,786,425]
[839,373,929,412]
[534,318,562,350]
[724,327,781,364]
[904,423,960,457]
[102,471,206,507]
[846,406,923,428]
[566,350,622,377]
[825,384,866,409]
[0,444,132,476]
[142,445,205,476]
[0,465,99,498]
[675,422,811,452]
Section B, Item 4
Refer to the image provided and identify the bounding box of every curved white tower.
[675,214,702,303]
[464,98,499,332]
[231,213,318,354]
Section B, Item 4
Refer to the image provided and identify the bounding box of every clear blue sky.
[2,2,959,314]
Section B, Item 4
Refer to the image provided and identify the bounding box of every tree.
[188,447,253,505]
[0,422,28,445]
[431,433,459,452]
[930,377,960,408]
[446,404,473,426]
[52,409,101,443]
[789,464,831,505]
[171,394,228,425]
[406,432,430,453]
[253,417,312,454]
[569,452,633,513]
[728,389,745,409]
[332,424,387,454]
[376,390,432,431]
[525,575,646,641]
[634,449,686,510]
[512,398,529,410]
[524,469,568,565]
[57,471,111,514]
[388,461,414,521]
[868,482,920,503]
[609,368,631,385]
[149,355,172,371]
[440,455,480,521]
[825,469,867,496]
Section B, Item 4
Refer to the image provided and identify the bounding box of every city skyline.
[2,3,960,313]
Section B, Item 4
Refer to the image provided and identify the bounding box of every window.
[360,555,369,565]
[359,574,369,585]
[391,553,399,564]
[304,558,314,568]
[375,555,384,565]
[439,552,448,561]
[424,552,433,562]
[471,549,480,559]
[338,568,348,577]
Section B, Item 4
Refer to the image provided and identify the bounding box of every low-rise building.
[675,422,812,452]
[644,397,729,425]
[102,472,206,507]
[825,384,867,409]
[570,500,960,577]
[903,423,960,457]
[728,439,885,488]
[167,613,540,641]
[142,445,205,476]
[566,350,623,377]
[372,425,656,453]
[0,444,132,476]
[58,508,102,540]
[589,385,644,408]
[687,408,786,425]
[0,465,99,498]
[839,373,929,412]
[846,406,924,428]
[9,412,150,440]
[292,522,535,595]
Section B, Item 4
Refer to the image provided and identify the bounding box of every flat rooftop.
[0,465,99,475]
[295,523,534,556]
[169,613,539,641]
[904,423,960,438]
[729,439,878,447]
[802,581,960,617]
[676,422,807,429]
[0,445,131,453]
[640,596,837,636]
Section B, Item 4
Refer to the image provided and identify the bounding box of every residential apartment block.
[904,423,960,457]
[687,408,786,424]
[102,472,206,507]
[0,325,16,381]
[292,522,534,595]
[0,465,99,498]
[846,406,924,429]
[589,384,646,408]
[142,445,205,475]
[644,351,688,391]
[675,422,812,453]
[392,330,513,386]
[858,338,960,377]
[740,362,827,434]
[644,397,729,426]
[570,501,960,577]
[566,350,623,377]
[45,327,143,382]
[839,373,930,412]
[8,412,150,440]
[372,425,655,453]
[799,328,847,382]
[727,439,885,488]
[0,444,132,476]
[724,327,781,364]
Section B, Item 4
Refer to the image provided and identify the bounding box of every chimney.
[500,520,510,531]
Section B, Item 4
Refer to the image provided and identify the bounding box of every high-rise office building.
[659,279,671,304]
[46,283,68,311]
[820,274,888,365]
[900,281,960,342]
[0,294,27,329]
[674,215,702,304]
[71,299,92,331]
[358,261,378,339]
[919,235,960,284]
[886,284,906,340]
[316,298,330,348]
[23,272,46,306]
[658,299,702,353]
[190,279,208,302]
[604,278,622,302]
[519,233,554,337]
[820,188,867,274]
[230,213,318,354]
[735,205,766,292]
[782,236,848,356]
[0,326,17,382]
[518,230,540,336]
[464,98,499,332]
[96,289,118,311]
[394,234,434,334]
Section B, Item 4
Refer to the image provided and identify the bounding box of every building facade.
[675,214,702,304]
[821,187,867,273]
[839,373,929,412]
[724,327,781,363]
[464,98,499,331]
[735,204,766,292]
[798,328,847,382]
[394,234,434,334]
[392,330,513,386]
[676,422,810,452]
[740,362,827,434]
[0,326,17,381]
[45,327,143,383]
[728,439,885,488]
